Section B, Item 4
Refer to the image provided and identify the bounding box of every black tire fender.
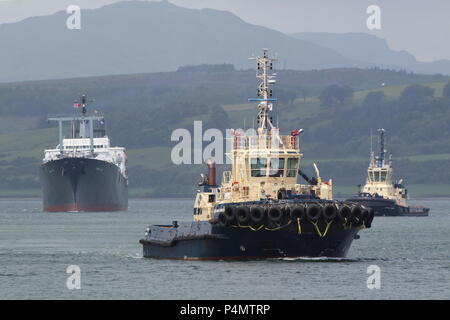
[217,212,228,227]
[290,205,306,220]
[338,205,352,221]
[306,203,322,221]
[268,206,283,223]
[236,206,250,224]
[224,206,235,222]
[323,203,337,220]
[250,206,265,223]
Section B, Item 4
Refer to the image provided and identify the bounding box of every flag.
[291,129,303,136]
[73,103,82,108]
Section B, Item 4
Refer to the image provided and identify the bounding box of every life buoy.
[323,203,337,221]
[290,205,305,221]
[236,206,250,224]
[306,204,322,221]
[250,206,265,223]
[232,181,239,192]
[268,206,283,223]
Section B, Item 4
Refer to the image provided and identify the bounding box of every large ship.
[40,95,128,212]
[139,49,374,260]
[346,129,429,217]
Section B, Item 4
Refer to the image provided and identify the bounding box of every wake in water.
[272,256,384,263]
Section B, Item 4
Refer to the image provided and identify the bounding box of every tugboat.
[346,129,429,216]
[139,49,374,260]
[40,95,128,212]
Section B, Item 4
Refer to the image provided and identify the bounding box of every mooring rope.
[264,220,292,231]
[297,218,302,235]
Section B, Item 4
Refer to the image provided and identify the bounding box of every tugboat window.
[286,158,298,177]
[380,171,387,181]
[251,158,267,177]
[374,171,380,181]
[268,158,285,177]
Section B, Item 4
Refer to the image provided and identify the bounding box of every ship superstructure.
[40,95,128,212]
[193,49,332,222]
[140,50,374,260]
[347,129,429,216]
[361,129,407,207]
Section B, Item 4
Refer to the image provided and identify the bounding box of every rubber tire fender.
[217,212,228,227]
[323,203,337,221]
[363,207,375,227]
[268,206,283,223]
[352,205,363,225]
[236,206,251,224]
[306,203,322,222]
[338,205,352,221]
[250,206,265,224]
[290,205,306,221]
[224,206,236,222]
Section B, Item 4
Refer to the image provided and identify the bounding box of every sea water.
[0,198,448,299]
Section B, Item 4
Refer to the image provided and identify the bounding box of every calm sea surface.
[0,198,448,300]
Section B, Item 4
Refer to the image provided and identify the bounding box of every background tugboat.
[40,95,128,212]
[346,129,429,216]
[140,49,374,260]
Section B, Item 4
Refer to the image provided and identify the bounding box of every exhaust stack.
[207,159,216,186]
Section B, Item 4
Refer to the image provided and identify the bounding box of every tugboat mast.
[249,49,277,131]
[376,128,386,167]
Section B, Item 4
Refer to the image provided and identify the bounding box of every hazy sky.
[1,0,449,61]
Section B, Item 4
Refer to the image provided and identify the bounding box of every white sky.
[0,0,449,62]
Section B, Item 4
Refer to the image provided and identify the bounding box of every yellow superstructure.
[360,129,408,207]
[193,50,332,222]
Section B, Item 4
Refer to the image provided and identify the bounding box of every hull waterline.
[346,197,429,217]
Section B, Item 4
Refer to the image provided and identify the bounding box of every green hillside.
[0,68,449,198]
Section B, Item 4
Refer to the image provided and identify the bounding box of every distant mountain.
[0,0,354,82]
[1,1,449,83]
[291,32,450,75]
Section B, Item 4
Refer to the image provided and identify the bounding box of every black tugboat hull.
[40,157,128,212]
[346,197,429,216]
[140,222,360,260]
